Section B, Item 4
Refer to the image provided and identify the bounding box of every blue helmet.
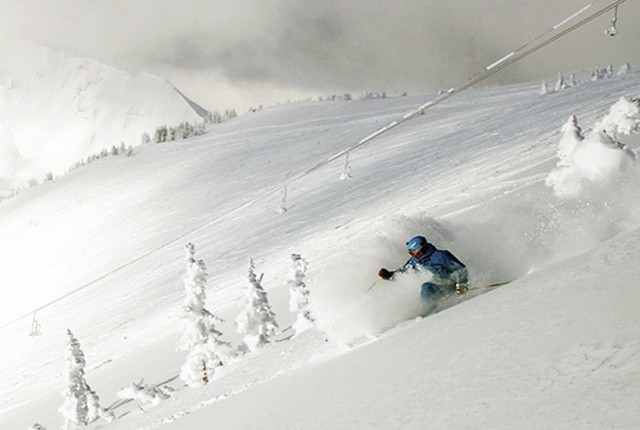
[406,236,428,253]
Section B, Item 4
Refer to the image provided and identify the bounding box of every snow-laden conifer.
[605,64,614,79]
[178,243,233,387]
[540,80,548,95]
[554,72,566,92]
[287,254,317,335]
[597,96,640,140]
[546,99,638,198]
[59,329,113,428]
[556,115,584,162]
[235,259,279,352]
[617,62,631,76]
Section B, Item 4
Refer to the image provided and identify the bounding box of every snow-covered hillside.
[1,67,639,429]
[0,38,206,194]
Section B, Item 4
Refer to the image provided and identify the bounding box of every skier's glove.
[378,268,393,280]
[456,283,469,295]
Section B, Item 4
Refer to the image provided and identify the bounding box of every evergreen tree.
[178,243,233,387]
[617,63,631,76]
[154,126,168,143]
[235,259,279,352]
[556,115,584,163]
[554,72,566,92]
[59,330,113,427]
[287,254,316,335]
[540,80,548,95]
[605,64,614,79]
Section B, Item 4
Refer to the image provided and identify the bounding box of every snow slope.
[1,68,639,429]
[0,38,206,194]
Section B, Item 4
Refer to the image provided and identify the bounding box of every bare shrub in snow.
[59,329,113,427]
[178,243,233,387]
[235,259,279,353]
[117,379,174,409]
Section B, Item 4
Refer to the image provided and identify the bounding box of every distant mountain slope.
[0,37,207,193]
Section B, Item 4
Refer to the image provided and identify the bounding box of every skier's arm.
[379,259,415,280]
[443,251,469,284]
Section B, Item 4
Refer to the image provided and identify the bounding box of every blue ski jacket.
[396,243,468,287]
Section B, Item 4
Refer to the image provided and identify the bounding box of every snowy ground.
[0,37,205,194]
[1,68,639,429]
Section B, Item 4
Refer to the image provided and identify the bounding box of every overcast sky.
[1,0,639,112]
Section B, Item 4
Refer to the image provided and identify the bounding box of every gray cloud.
[1,0,639,110]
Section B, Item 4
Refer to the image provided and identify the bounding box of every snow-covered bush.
[178,243,233,387]
[235,259,279,353]
[28,424,47,430]
[288,254,317,336]
[117,379,174,409]
[617,62,631,76]
[597,96,640,139]
[546,97,639,198]
[59,329,114,427]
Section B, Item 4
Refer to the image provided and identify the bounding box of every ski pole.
[366,280,379,292]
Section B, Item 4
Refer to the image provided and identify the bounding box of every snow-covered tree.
[235,259,279,353]
[597,96,640,141]
[117,379,174,409]
[605,64,614,79]
[288,254,316,335]
[154,125,168,143]
[546,99,638,198]
[178,243,233,387]
[540,80,548,95]
[556,115,584,162]
[554,72,566,92]
[59,329,113,428]
[617,62,631,76]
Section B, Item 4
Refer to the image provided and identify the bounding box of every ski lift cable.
[276,0,628,186]
[0,0,628,332]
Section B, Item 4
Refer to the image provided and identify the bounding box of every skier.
[378,235,469,301]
